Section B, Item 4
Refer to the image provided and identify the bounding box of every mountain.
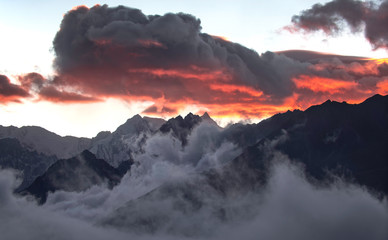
[0,115,166,168]
[159,113,203,145]
[0,138,57,191]
[201,112,220,127]
[23,150,131,204]
[232,94,388,194]
[143,116,166,131]
[89,114,154,167]
[101,94,388,234]
[0,125,91,159]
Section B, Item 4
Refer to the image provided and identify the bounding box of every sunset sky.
[1,0,387,137]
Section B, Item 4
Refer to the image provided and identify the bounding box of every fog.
[1,123,387,240]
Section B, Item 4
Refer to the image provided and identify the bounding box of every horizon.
[1,93,383,138]
[1,1,388,137]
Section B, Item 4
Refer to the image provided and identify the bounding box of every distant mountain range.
[0,94,386,208]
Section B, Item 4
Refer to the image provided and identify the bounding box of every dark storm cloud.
[8,4,388,118]
[0,75,30,103]
[17,72,45,89]
[47,4,388,119]
[52,4,307,101]
[15,73,101,103]
[290,0,388,50]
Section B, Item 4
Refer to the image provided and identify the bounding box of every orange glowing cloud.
[211,35,230,42]
[0,75,31,104]
[293,75,358,94]
[209,84,263,98]
[71,5,90,11]
[38,86,101,103]
[376,79,388,94]
[368,58,388,65]
[27,5,388,124]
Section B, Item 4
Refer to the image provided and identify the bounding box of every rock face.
[159,113,203,145]
[0,138,57,191]
[23,150,130,204]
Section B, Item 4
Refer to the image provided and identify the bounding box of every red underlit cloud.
[0,75,30,103]
[293,75,358,94]
[3,4,388,122]
[38,86,101,103]
[377,79,388,93]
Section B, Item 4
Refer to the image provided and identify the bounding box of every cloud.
[15,72,101,103]
[0,169,133,240]
[7,4,388,120]
[44,4,388,119]
[0,75,30,103]
[38,86,101,103]
[289,0,388,50]
[218,159,388,240]
[1,125,387,239]
[47,5,322,118]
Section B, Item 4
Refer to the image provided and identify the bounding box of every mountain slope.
[0,138,57,190]
[23,150,131,204]
[233,94,388,194]
[101,94,388,234]
[0,125,91,159]
[89,115,154,167]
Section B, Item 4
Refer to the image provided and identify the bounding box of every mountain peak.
[131,114,143,120]
[184,112,195,119]
[80,149,96,160]
[201,112,211,119]
[114,114,150,136]
[322,99,332,105]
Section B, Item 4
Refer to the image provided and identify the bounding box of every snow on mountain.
[0,125,91,159]
[89,115,154,167]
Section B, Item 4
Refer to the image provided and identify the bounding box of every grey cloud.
[1,136,387,240]
[52,4,312,101]
[0,75,30,102]
[291,0,388,50]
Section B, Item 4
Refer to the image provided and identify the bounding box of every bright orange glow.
[293,75,358,94]
[209,84,263,97]
[377,79,388,94]
[211,35,230,42]
[71,5,90,11]
[367,58,388,65]
[0,96,23,104]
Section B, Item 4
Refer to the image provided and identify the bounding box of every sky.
[0,0,388,137]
